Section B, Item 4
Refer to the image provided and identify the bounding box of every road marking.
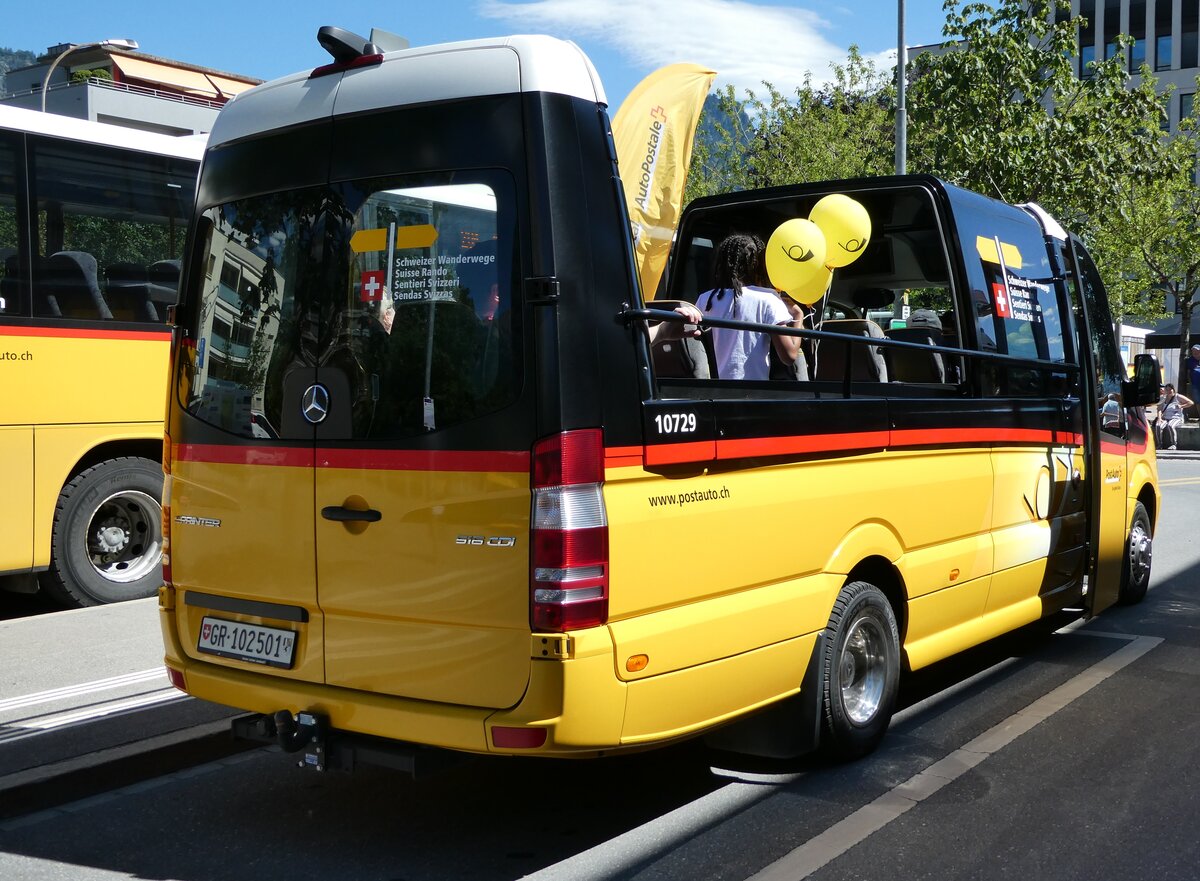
[0,690,188,746]
[745,632,1162,881]
[1157,476,1200,486]
[0,668,165,714]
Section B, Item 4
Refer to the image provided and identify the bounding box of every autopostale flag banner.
[613,63,716,300]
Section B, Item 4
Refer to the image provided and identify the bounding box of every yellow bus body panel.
[0,426,34,572]
[170,458,324,682]
[2,326,170,572]
[315,465,532,709]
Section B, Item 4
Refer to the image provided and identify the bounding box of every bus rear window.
[182,172,520,441]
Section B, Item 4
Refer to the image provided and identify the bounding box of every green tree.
[1086,129,1200,388]
[907,0,1172,229]
[685,47,895,202]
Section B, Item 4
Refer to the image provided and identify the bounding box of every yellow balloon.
[790,265,832,305]
[810,194,871,268]
[765,218,827,296]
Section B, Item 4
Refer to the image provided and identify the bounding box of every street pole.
[40,39,138,112]
[896,0,907,175]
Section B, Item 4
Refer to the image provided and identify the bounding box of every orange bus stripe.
[0,324,170,341]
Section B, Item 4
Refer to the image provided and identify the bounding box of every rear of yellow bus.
[160,34,651,759]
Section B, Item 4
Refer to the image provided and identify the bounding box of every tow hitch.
[231,711,466,778]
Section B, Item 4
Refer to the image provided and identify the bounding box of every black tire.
[820,580,901,760]
[1117,501,1153,606]
[39,457,164,608]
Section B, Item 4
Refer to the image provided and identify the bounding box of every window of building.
[1080,2,1097,76]
[1185,1,1199,69]
[1130,1,1147,72]
[1155,0,1173,70]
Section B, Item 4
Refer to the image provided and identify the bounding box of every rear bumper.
[162,606,628,756]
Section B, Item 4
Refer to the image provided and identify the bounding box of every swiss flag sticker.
[201,622,212,641]
[992,282,1011,319]
[360,270,386,302]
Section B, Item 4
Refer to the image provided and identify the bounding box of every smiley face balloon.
[765,218,827,298]
[809,193,871,268]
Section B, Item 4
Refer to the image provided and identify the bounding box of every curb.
[0,718,251,821]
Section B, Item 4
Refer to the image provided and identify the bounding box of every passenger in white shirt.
[697,234,800,380]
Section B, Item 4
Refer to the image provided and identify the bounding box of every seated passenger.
[698,234,800,380]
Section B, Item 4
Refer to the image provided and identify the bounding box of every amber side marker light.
[626,654,649,673]
[949,568,961,582]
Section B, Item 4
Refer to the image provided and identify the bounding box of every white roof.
[0,104,206,160]
[207,35,606,149]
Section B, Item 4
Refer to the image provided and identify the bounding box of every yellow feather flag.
[613,63,716,300]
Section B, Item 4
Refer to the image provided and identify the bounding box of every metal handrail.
[625,305,1078,397]
[8,77,224,110]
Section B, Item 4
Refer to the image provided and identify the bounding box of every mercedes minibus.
[159,30,1159,770]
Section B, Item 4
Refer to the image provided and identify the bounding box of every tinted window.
[29,137,195,322]
[183,171,520,441]
[0,134,21,316]
[953,200,1065,364]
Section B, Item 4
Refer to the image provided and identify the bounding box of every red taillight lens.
[166,666,186,692]
[530,430,608,632]
[161,499,172,587]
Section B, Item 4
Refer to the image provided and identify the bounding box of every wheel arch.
[844,555,908,653]
[33,432,163,570]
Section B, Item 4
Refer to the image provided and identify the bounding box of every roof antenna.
[317,26,380,63]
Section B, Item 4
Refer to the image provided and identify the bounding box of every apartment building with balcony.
[0,43,261,135]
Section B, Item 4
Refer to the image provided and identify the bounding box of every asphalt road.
[0,459,1197,881]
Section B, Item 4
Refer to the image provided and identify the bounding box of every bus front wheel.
[820,580,900,760]
[1118,502,1153,606]
[40,457,164,608]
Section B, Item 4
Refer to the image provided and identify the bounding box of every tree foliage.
[685,47,894,201]
[907,0,1172,228]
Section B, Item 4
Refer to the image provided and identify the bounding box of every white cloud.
[476,0,874,93]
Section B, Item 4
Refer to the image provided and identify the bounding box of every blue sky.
[4,1,952,108]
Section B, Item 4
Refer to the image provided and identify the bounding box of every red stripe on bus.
[1100,439,1129,456]
[176,444,314,467]
[718,431,891,460]
[316,448,529,472]
[645,439,718,465]
[0,325,170,341]
[888,427,1073,448]
[176,443,529,472]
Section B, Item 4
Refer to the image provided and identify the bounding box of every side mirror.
[1122,353,1161,408]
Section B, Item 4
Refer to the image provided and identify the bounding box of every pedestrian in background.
[1187,344,1200,420]
[1157,384,1193,450]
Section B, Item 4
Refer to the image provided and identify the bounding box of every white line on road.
[745,632,1162,881]
[0,690,188,746]
[0,668,166,714]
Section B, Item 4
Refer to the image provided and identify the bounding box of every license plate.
[197,616,297,668]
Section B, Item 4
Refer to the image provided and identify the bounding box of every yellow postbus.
[159,31,1160,770]
[0,105,203,606]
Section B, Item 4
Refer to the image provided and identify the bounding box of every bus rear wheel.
[40,457,164,608]
[820,580,900,760]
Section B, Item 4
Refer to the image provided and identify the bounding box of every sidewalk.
[1155,423,1200,459]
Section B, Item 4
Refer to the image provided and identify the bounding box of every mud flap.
[703,631,826,759]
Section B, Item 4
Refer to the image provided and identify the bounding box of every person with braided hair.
[698,233,801,380]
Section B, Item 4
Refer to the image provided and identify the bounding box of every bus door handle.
[321,505,382,523]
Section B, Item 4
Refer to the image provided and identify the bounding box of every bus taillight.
[530,429,609,632]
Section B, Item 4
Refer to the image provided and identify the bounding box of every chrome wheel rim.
[1128,520,1152,587]
[839,616,888,725]
[86,490,162,583]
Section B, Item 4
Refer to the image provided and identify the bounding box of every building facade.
[1,44,260,135]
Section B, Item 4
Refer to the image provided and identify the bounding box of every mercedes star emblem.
[301,383,330,425]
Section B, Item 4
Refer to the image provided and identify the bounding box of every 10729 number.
[654,413,697,434]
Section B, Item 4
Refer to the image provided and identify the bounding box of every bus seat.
[886,326,945,383]
[814,318,888,382]
[147,260,182,313]
[106,262,158,322]
[648,300,713,379]
[45,251,113,320]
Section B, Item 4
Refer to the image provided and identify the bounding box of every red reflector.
[532,429,604,487]
[165,666,186,692]
[492,726,548,749]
